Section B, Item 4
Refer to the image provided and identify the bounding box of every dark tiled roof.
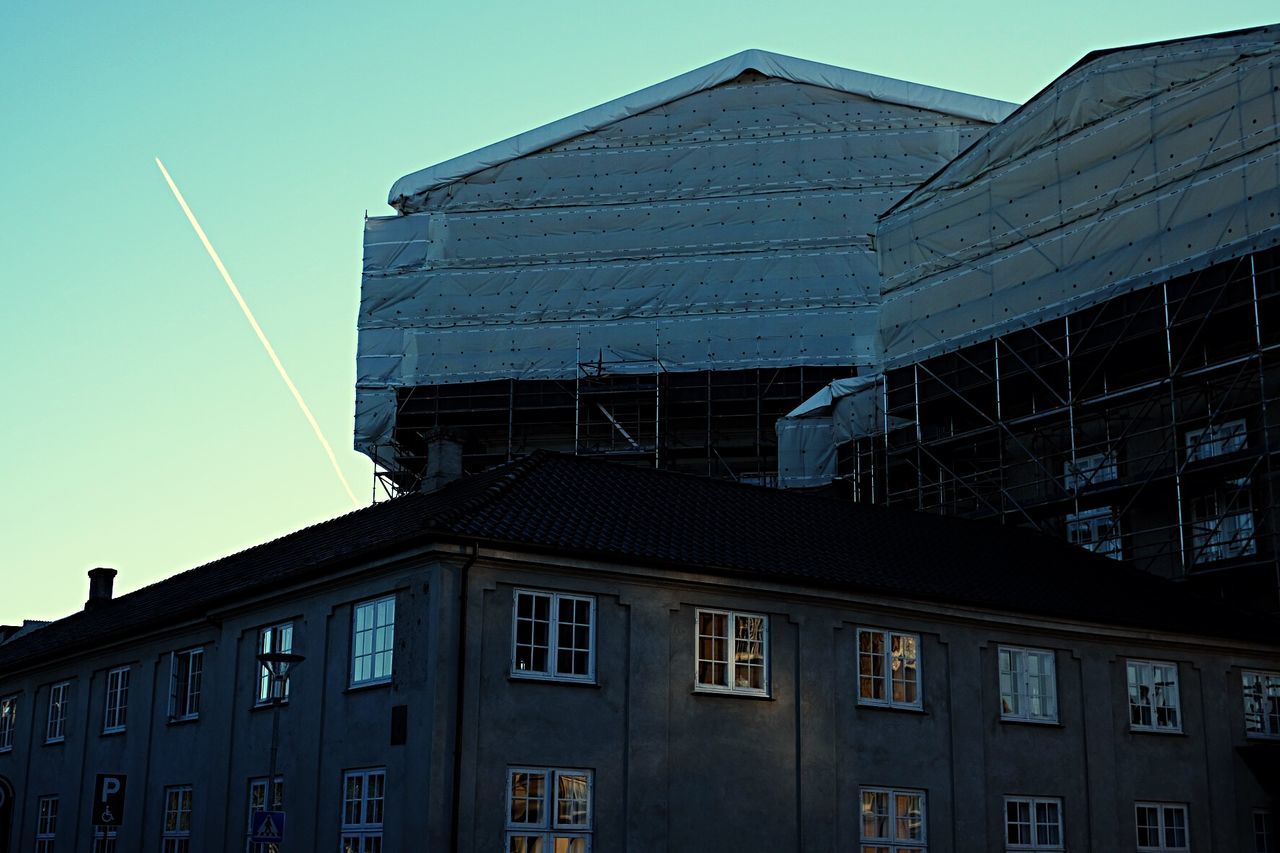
[2,452,1274,672]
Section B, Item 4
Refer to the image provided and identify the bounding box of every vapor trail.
[155,157,361,508]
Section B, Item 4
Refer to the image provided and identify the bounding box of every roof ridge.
[388,51,1015,212]
[425,450,554,531]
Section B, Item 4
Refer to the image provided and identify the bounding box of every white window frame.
[1243,670,1280,739]
[694,608,768,696]
[0,694,16,751]
[1063,450,1117,491]
[103,666,129,733]
[859,786,927,851]
[1135,802,1189,852]
[340,767,385,852]
[91,822,118,853]
[1190,477,1256,564]
[1257,810,1277,853]
[168,648,204,721]
[246,775,283,853]
[350,595,395,687]
[46,681,70,743]
[1126,660,1182,733]
[161,785,193,853]
[1066,506,1123,560]
[511,590,597,682]
[998,647,1058,724]
[857,628,922,710]
[256,622,294,705]
[1185,418,1247,461]
[35,795,57,853]
[505,767,593,852]
[1004,796,1064,851]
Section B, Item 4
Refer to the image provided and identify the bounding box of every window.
[860,787,926,851]
[162,786,193,853]
[247,776,283,853]
[1135,802,1188,852]
[0,694,15,751]
[103,666,129,733]
[1004,797,1063,850]
[506,768,593,852]
[91,825,118,853]
[256,622,294,704]
[1185,418,1246,461]
[1127,660,1181,732]
[35,795,57,853]
[169,649,204,721]
[999,647,1058,723]
[351,596,395,686]
[1243,671,1280,738]
[1066,507,1123,559]
[858,629,921,709]
[46,682,70,743]
[1257,811,1277,853]
[90,828,117,853]
[512,590,596,681]
[341,768,385,852]
[1190,478,1255,564]
[1063,450,1117,490]
[694,608,767,695]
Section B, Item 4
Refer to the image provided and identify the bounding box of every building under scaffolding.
[780,25,1280,609]
[357,50,1014,491]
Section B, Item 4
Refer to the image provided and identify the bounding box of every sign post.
[91,775,126,827]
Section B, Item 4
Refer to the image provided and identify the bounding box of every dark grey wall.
[1,547,1276,851]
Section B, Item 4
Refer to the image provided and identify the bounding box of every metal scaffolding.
[842,247,1280,609]
[372,363,850,497]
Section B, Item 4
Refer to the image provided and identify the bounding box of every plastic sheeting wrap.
[357,52,1012,460]
[877,26,1280,368]
[777,375,908,487]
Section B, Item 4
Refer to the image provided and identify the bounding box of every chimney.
[86,567,118,610]
[419,431,464,492]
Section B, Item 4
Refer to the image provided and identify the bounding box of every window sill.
[508,673,600,688]
[692,686,773,700]
[43,738,65,746]
[100,728,126,737]
[856,701,927,715]
[344,679,393,695]
[1245,732,1280,741]
[250,700,291,713]
[166,716,200,727]
[999,716,1063,728]
[1128,726,1185,737]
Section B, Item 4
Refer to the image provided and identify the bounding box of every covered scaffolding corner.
[777,375,906,489]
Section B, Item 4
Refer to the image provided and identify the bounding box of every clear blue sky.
[2,0,1275,624]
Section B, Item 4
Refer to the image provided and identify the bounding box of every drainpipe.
[448,542,479,851]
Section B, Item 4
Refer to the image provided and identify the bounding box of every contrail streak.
[155,157,361,508]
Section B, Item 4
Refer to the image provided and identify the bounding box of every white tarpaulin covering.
[877,25,1280,368]
[775,25,1280,488]
[358,51,1013,459]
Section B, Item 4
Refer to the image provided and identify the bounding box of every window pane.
[895,793,924,841]
[510,772,546,826]
[733,615,765,690]
[556,773,590,827]
[861,790,889,839]
[859,631,886,700]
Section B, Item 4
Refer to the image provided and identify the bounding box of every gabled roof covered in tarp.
[388,49,1017,213]
[875,23,1280,368]
[359,52,1015,470]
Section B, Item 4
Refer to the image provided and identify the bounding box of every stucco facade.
[1,455,1277,851]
